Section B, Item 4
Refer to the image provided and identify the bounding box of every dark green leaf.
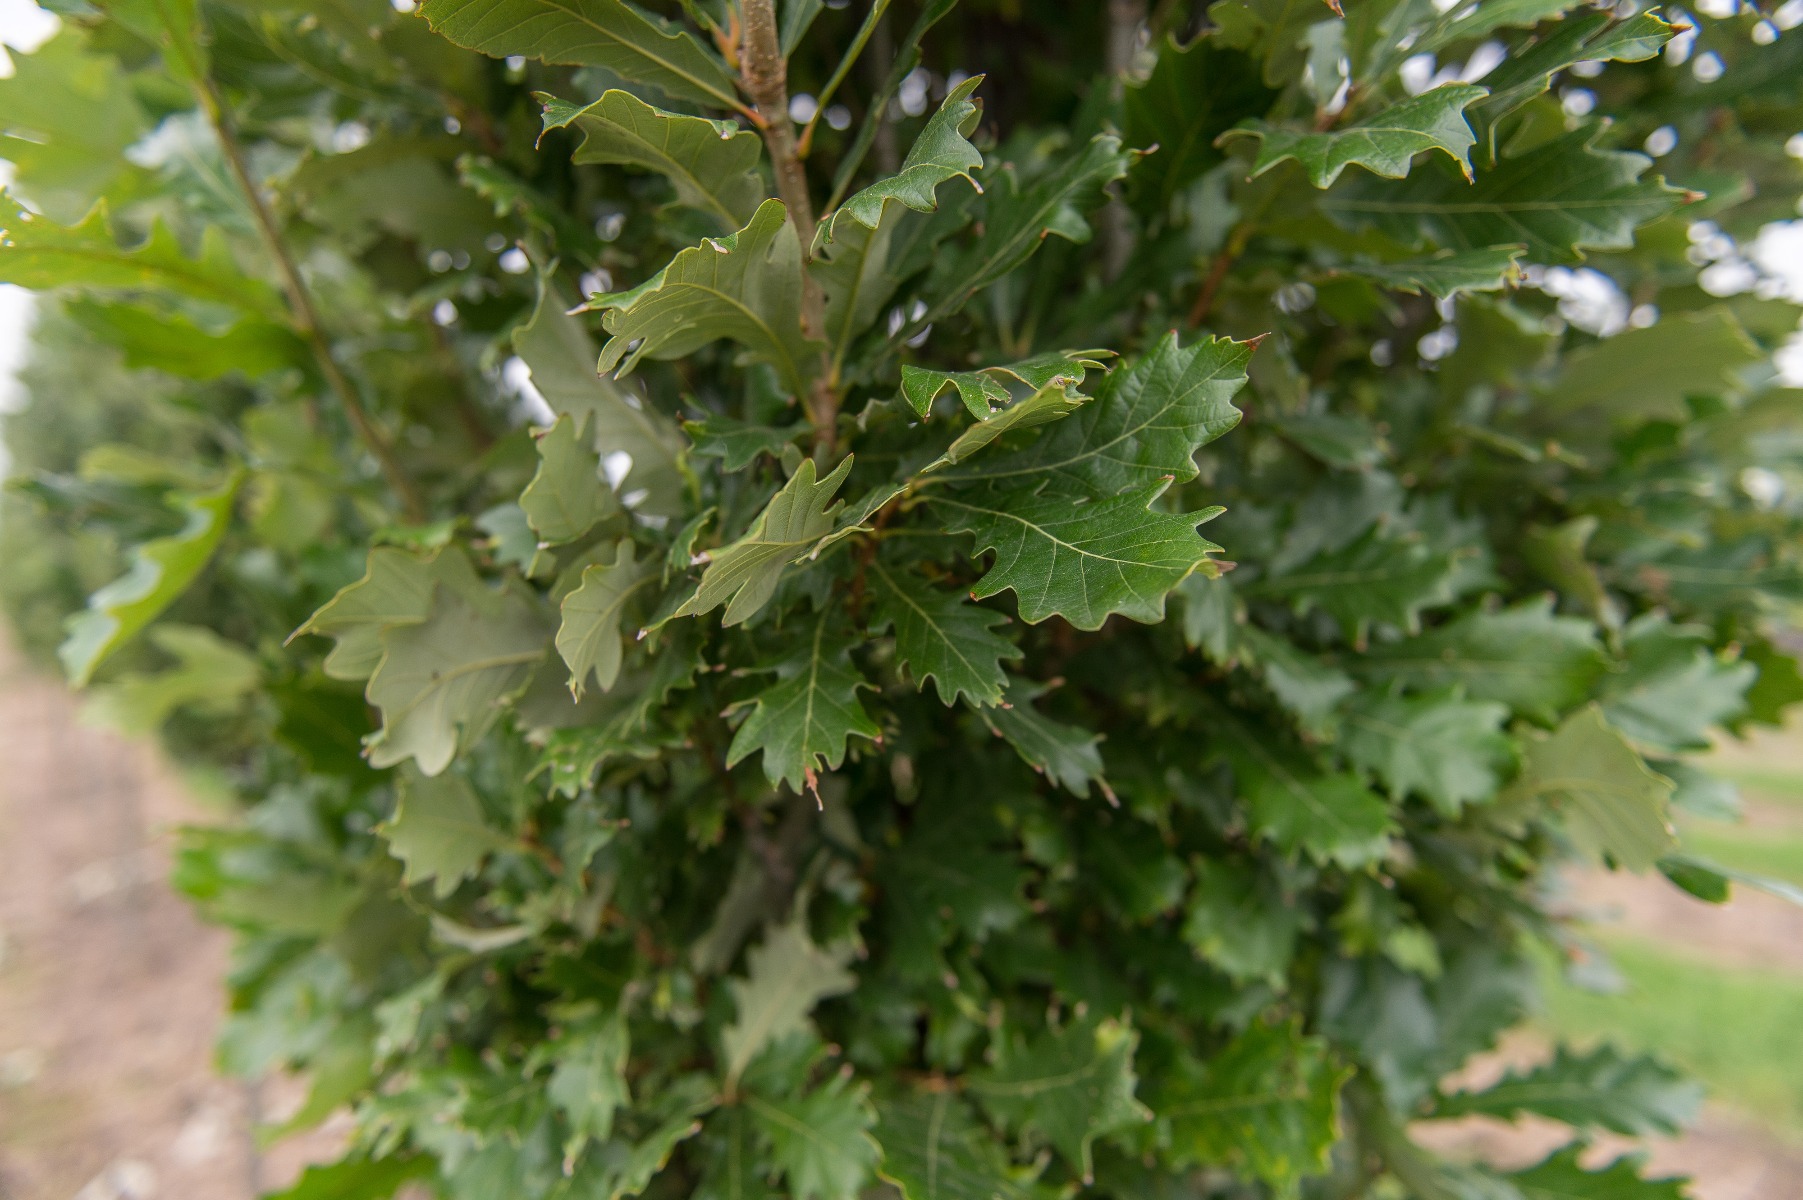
[1323,125,1686,265]
[970,1016,1149,1183]
[592,199,823,396]
[540,90,763,229]
[1341,687,1514,814]
[1157,1019,1345,1196]
[1361,597,1607,725]
[725,614,881,791]
[1433,1045,1699,1135]
[418,0,741,110]
[1229,84,1488,188]
[871,560,1019,707]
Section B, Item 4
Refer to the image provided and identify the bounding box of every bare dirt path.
[0,631,336,1200]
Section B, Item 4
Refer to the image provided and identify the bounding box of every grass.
[1675,820,1803,886]
[1710,763,1803,809]
[1539,936,1803,1136]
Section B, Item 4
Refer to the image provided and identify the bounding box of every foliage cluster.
[3,0,1803,1197]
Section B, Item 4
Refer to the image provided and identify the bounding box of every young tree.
[3,0,1801,1195]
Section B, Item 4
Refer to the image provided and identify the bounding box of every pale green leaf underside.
[900,348,1111,420]
[366,581,551,776]
[513,274,687,517]
[1504,705,1676,871]
[383,771,515,898]
[521,412,618,545]
[592,198,823,396]
[417,0,741,110]
[557,539,653,699]
[674,455,852,626]
[720,922,856,1087]
[61,472,243,687]
[540,89,763,228]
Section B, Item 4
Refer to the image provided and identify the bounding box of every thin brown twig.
[1185,222,1252,329]
[739,0,839,451]
[197,76,427,521]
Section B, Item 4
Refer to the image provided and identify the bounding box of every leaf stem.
[1186,222,1253,329]
[796,0,893,160]
[195,76,427,522]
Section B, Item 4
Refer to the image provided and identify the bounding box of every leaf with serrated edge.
[558,539,653,699]
[720,922,856,1089]
[1360,596,1607,725]
[979,677,1107,797]
[1506,1144,1687,1200]
[1184,859,1305,986]
[1228,84,1488,188]
[1433,1044,1699,1135]
[674,456,853,626]
[417,0,740,110]
[1255,529,1459,642]
[933,482,1225,630]
[296,545,486,682]
[833,75,983,230]
[746,1077,880,1200]
[1342,687,1514,814]
[1504,705,1676,871]
[592,199,823,396]
[683,414,807,471]
[945,331,1250,497]
[0,194,281,315]
[1340,245,1525,298]
[871,560,1019,707]
[876,1092,1037,1200]
[925,379,1091,470]
[382,771,515,898]
[901,348,1111,421]
[540,90,763,229]
[1322,124,1685,266]
[970,1017,1150,1184]
[60,472,242,687]
[1125,35,1277,216]
[1157,1019,1347,1196]
[924,134,1135,326]
[548,1013,631,1158]
[725,615,881,791]
[522,412,618,545]
[1220,720,1394,868]
[365,580,551,775]
[513,274,685,517]
[1599,614,1755,753]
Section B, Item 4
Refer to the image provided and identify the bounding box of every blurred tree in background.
[2,0,1802,1196]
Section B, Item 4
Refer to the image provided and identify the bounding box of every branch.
[740,0,838,448]
[196,78,427,522]
[740,0,816,240]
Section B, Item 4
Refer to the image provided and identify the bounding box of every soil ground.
[0,626,1800,1198]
